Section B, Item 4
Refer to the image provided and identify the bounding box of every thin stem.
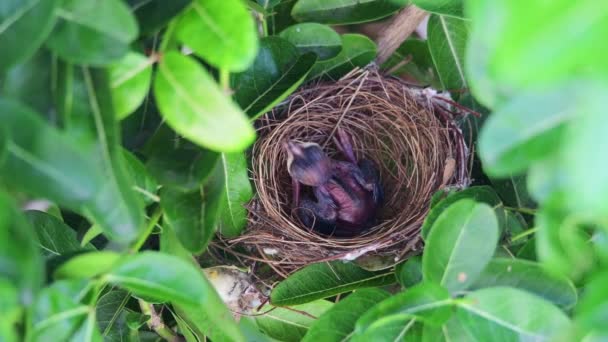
[220,68,230,94]
[159,20,177,53]
[139,300,179,342]
[261,15,268,37]
[130,207,163,253]
[504,206,537,215]
[510,227,538,243]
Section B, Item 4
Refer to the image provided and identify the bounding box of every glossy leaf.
[96,290,141,341]
[421,186,503,240]
[128,0,191,35]
[175,0,258,71]
[30,279,96,341]
[2,49,54,114]
[0,0,59,71]
[412,0,463,17]
[121,149,159,205]
[144,125,219,192]
[423,199,499,292]
[354,316,423,342]
[54,251,121,279]
[303,289,390,342]
[26,210,91,257]
[159,223,195,264]
[575,272,608,333]
[233,37,317,120]
[291,0,408,24]
[154,52,256,152]
[456,287,571,340]
[478,85,576,177]
[256,300,333,341]
[396,256,423,288]
[427,14,469,94]
[0,100,142,243]
[216,153,254,237]
[470,258,577,309]
[536,202,594,280]
[465,0,608,108]
[109,52,153,120]
[106,251,244,342]
[46,0,138,65]
[279,23,342,60]
[308,34,377,80]
[560,85,608,217]
[355,283,452,335]
[270,261,395,306]
[160,186,206,253]
[0,191,43,306]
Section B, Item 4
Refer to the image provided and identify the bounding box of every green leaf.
[559,85,608,218]
[106,251,244,342]
[256,300,333,341]
[52,67,146,244]
[26,210,92,257]
[575,271,608,333]
[121,149,159,205]
[144,125,219,192]
[308,34,376,80]
[270,261,396,306]
[465,0,608,108]
[109,51,153,120]
[96,290,140,341]
[154,52,256,152]
[46,0,138,65]
[233,37,317,120]
[268,0,298,34]
[0,99,141,239]
[0,0,60,71]
[456,287,571,340]
[412,0,463,17]
[381,39,438,86]
[0,280,20,342]
[421,186,503,240]
[355,317,424,342]
[216,153,254,237]
[423,199,499,292]
[159,222,195,263]
[127,0,191,35]
[536,201,594,280]
[279,23,341,60]
[2,49,54,114]
[478,85,576,177]
[291,0,408,24]
[0,191,44,306]
[470,258,577,310]
[355,283,452,335]
[427,14,469,94]
[54,251,121,279]
[161,186,207,253]
[175,0,258,71]
[396,256,423,288]
[303,289,390,342]
[489,174,535,209]
[30,279,96,341]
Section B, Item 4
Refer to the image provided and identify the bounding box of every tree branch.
[375,5,428,65]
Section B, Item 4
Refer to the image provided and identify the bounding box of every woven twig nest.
[224,67,470,277]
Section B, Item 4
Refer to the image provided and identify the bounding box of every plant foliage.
[0,0,606,340]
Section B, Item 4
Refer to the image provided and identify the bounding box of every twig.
[375,5,428,65]
[139,300,181,342]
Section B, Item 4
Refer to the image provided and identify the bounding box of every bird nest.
[217,67,471,277]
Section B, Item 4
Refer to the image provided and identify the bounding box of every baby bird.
[285,129,383,237]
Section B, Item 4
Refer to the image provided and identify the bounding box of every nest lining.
[219,67,470,277]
